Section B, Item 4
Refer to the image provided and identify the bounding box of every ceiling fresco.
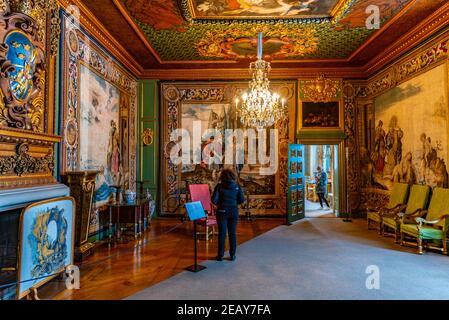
[121,0,412,62]
[186,0,340,20]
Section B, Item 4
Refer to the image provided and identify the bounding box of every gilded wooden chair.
[400,187,449,255]
[366,182,409,233]
[381,184,430,243]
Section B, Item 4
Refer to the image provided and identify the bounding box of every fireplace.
[0,184,70,300]
[0,209,20,300]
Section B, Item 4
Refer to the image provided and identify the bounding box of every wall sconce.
[141,128,154,146]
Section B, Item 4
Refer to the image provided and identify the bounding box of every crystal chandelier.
[236,33,286,130]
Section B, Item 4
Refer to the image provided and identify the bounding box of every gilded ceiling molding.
[141,67,367,81]
[395,39,448,83]
[364,2,449,76]
[361,35,449,99]
[57,0,142,76]
[331,0,357,24]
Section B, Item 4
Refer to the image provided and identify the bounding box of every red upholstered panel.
[188,184,212,212]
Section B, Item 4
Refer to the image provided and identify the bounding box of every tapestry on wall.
[60,11,138,235]
[362,64,449,191]
[161,83,296,216]
[181,102,276,195]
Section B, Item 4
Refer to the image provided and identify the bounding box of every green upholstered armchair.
[367,183,409,233]
[400,187,449,255]
[381,184,430,243]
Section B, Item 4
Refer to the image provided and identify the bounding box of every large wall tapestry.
[60,11,138,235]
[369,64,449,190]
[161,82,296,216]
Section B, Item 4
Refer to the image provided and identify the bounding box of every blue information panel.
[185,201,207,221]
[287,144,305,224]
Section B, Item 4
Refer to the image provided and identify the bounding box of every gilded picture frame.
[298,97,345,132]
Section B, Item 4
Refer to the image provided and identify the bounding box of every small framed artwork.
[292,205,298,216]
[291,162,297,174]
[290,178,297,186]
[291,149,297,158]
[300,101,343,130]
[17,197,75,299]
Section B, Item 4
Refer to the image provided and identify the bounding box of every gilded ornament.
[195,25,318,60]
[141,128,154,146]
[0,142,54,176]
[302,74,342,103]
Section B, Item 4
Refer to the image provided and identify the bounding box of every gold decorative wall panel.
[0,1,60,189]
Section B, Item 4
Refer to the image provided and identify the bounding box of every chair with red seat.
[188,184,217,241]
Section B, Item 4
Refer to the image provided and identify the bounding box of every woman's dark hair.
[220,169,236,182]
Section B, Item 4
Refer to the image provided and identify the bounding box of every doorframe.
[297,138,347,218]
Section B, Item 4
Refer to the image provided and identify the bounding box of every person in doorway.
[315,166,330,209]
[211,169,245,262]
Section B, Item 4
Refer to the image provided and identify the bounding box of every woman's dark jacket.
[211,180,245,215]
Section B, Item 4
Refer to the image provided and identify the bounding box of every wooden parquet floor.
[38,217,284,300]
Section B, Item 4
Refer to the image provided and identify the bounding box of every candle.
[258,32,262,60]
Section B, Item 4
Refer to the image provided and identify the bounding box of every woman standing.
[315,166,330,209]
[211,169,245,261]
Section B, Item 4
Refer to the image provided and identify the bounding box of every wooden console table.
[106,199,149,245]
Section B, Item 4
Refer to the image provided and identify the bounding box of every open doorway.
[304,145,339,218]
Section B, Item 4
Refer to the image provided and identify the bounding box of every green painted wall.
[298,131,346,141]
[138,80,159,214]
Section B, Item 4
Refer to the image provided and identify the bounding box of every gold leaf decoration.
[195,25,318,60]
[302,74,342,103]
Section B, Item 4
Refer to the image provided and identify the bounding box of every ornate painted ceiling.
[119,0,411,62]
[78,0,449,76]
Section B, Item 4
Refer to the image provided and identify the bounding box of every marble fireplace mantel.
[0,184,70,212]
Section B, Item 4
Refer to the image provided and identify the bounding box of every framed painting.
[161,82,296,216]
[186,0,342,20]
[300,101,342,129]
[17,197,75,299]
